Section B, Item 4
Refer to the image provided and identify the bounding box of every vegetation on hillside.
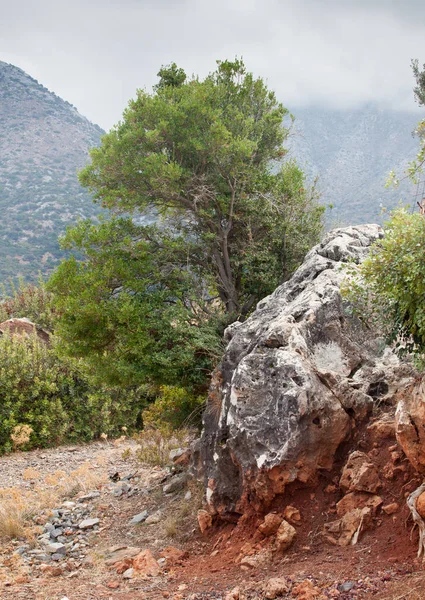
[48,59,323,393]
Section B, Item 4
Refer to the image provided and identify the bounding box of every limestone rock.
[258,513,282,536]
[383,502,399,515]
[78,518,99,529]
[336,492,382,517]
[263,577,291,599]
[339,451,380,494]
[292,580,322,600]
[197,509,212,534]
[132,549,160,578]
[323,507,372,546]
[284,505,301,522]
[274,519,296,552]
[198,225,414,515]
[159,546,188,564]
[396,377,425,473]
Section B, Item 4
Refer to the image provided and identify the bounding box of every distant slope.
[0,61,104,284]
[1,61,422,286]
[288,105,421,225]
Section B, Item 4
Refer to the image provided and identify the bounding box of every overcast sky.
[1,0,424,130]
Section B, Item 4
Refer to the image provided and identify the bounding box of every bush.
[142,385,205,430]
[343,208,425,360]
[0,278,55,331]
[0,333,146,453]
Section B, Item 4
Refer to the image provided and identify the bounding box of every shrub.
[0,278,55,331]
[0,333,146,453]
[343,209,425,356]
[142,385,205,431]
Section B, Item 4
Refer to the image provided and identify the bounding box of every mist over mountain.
[288,105,421,225]
[0,61,104,283]
[0,60,422,286]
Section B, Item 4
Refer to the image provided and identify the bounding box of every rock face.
[199,225,414,516]
[396,377,425,474]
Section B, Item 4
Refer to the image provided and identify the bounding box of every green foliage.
[79,58,324,317]
[142,385,205,430]
[48,217,224,391]
[0,332,146,454]
[0,278,55,331]
[343,208,425,359]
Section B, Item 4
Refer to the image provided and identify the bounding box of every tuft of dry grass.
[135,427,190,467]
[164,515,178,538]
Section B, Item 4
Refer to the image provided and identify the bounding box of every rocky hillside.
[0,61,104,284]
[289,105,421,225]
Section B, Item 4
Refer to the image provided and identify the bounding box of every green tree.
[79,59,323,317]
[50,59,323,391]
[49,218,223,391]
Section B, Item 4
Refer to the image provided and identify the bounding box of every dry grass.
[0,462,105,542]
[164,515,178,537]
[135,427,190,467]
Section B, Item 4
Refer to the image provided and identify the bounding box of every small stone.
[107,580,120,589]
[51,553,65,561]
[145,511,162,525]
[122,567,134,579]
[78,518,100,529]
[263,577,291,599]
[129,510,148,525]
[197,509,212,534]
[383,502,399,515]
[50,528,63,538]
[45,543,66,555]
[284,505,301,523]
[258,513,282,536]
[184,490,192,501]
[338,581,355,592]
[132,549,160,577]
[78,491,100,502]
[163,473,189,494]
[274,520,296,552]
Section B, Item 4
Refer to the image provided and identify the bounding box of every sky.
[1,0,424,130]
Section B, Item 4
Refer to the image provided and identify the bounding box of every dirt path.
[0,441,425,600]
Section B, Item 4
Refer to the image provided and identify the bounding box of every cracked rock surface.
[199,225,415,516]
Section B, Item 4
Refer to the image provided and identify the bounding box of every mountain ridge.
[0,60,105,283]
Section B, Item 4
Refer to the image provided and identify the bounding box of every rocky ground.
[0,425,425,600]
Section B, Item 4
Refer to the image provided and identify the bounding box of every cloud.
[1,0,424,129]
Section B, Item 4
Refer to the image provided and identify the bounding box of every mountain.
[0,61,423,286]
[288,104,422,225]
[0,61,104,284]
